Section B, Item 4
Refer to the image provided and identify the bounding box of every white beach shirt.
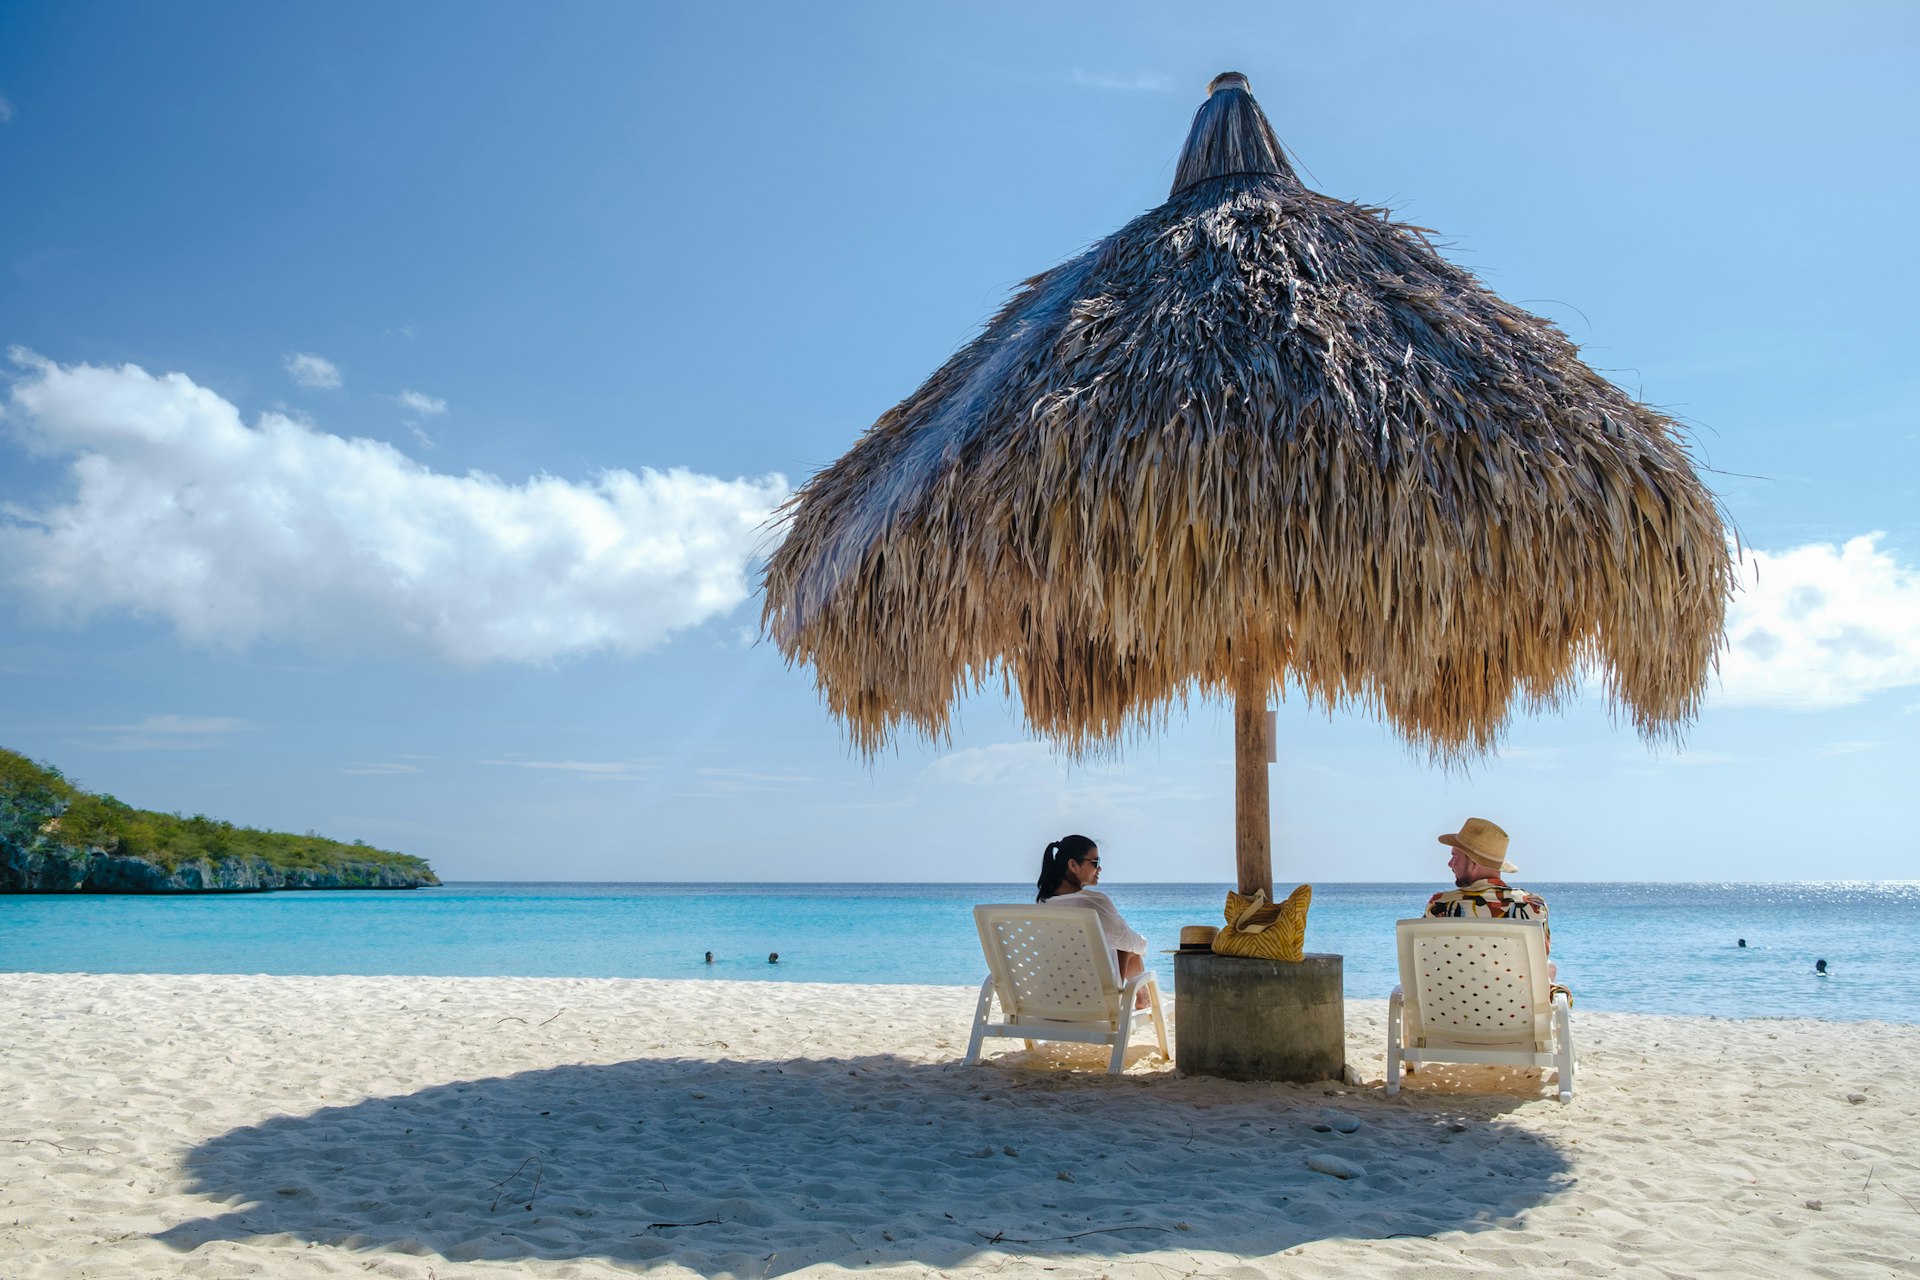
[1043,888,1149,955]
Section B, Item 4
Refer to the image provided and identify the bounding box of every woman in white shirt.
[1035,834,1149,990]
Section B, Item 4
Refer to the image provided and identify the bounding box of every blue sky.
[3,2,1916,883]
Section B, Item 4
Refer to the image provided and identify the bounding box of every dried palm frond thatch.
[763,72,1731,890]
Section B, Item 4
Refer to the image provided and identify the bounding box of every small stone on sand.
[1320,1108,1362,1133]
[1307,1153,1365,1179]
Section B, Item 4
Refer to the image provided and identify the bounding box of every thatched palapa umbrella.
[763,73,1731,897]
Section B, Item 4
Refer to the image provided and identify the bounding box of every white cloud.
[1614,748,1747,767]
[920,742,1209,805]
[1716,534,1920,709]
[0,93,14,124]
[694,767,814,784]
[1,351,790,665]
[680,766,816,799]
[923,742,1057,787]
[480,758,659,779]
[86,714,250,752]
[396,389,446,416]
[1494,746,1566,771]
[108,714,248,735]
[1817,740,1887,757]
[1069,69,1175,92]
[340,761,422,776]
[283,352,342,389]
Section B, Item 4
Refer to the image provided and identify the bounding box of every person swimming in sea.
[704,951,713,964]
[768,952,779,964]
[1815,958,1828,975]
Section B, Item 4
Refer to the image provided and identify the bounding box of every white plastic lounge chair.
[965,904,1169,1074]
[1386,917,1574,1102]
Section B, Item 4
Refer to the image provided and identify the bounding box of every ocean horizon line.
[428,877,1920,888]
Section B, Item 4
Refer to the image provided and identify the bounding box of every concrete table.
[1172,950,1345,1082]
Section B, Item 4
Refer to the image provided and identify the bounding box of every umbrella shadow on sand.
[158,1052,1571,1274]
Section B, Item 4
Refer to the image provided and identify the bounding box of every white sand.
[2,973,1916,1279]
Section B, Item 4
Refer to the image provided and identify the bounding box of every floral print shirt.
[1426,878,1551,951]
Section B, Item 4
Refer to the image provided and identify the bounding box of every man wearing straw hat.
[1427,818,1551,955]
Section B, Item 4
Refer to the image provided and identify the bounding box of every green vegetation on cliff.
[0,747,434,878]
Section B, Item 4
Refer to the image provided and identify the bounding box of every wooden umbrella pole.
[1233,661,1273,898]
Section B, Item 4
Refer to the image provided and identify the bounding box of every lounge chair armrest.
[1118,970,1158,1016]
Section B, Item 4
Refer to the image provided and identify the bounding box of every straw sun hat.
[1438,817,1517,874]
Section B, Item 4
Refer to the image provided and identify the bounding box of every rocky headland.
[2,844,440,892]
[1,748,439,894]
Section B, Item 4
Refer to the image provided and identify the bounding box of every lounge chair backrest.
[1396,918,1554,1050]
[973,905,1121,1026]
[966,903,1168,1073]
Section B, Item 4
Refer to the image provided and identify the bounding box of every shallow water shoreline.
[3,971,1915,1279]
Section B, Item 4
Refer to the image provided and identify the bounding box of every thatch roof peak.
[1171,71,1297,197]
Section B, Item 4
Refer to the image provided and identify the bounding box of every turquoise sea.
[4,881,1915,1023]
